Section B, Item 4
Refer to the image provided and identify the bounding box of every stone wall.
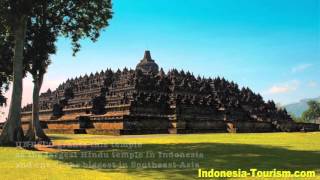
[21,122,30,132]
[47,120,80,130]
[183,120,227,132]
[230,121,273,133]
[279,122,320,132]
[92,119,124,130]
[298,123,320,131]
[44,129,78,134]
[18,106,320,135]
[21,110,53,122]
[175,120,273,133]
[123,115,170,130]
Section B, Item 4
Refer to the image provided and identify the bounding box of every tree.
[0,0,32,145]
[301,100,320,123]
[0,0,113,146]
[0,25,13,107]
[23,2,56,142]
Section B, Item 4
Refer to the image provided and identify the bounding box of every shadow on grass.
[48,143,320,179]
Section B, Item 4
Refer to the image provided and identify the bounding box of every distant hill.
[285,97,320,117]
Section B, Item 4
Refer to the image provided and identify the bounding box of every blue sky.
[1,0,320,120]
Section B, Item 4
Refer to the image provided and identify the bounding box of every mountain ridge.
[285,96,320,117]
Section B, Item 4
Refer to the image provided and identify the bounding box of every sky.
[1,0,319,121]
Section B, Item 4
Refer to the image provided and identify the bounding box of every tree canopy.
[0,0,113,146]
[302,100,320,123]
[0,23,13,106]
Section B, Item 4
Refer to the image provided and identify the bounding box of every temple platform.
[17,113,320,135]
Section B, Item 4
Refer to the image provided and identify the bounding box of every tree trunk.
[26,73,51,144]
[25,76,37,142]
[33,74,50,143]
[0,16,27,146]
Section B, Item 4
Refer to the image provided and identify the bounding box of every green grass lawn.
[0,132,320,179]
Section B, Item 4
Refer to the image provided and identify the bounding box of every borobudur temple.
[19,51,320,134]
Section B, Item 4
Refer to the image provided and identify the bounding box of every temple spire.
[136,50,159,74]
[143,50,152,62]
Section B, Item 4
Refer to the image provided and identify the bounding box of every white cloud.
[308,81,317,88]
[265,80,300,94]
[291,64,312,73]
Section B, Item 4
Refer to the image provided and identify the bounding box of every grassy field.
[0,132,319,179]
